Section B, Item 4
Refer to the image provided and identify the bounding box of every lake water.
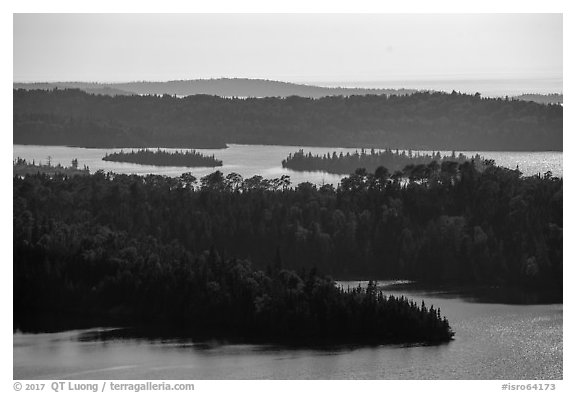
[13,284,562,380]
[13,144,562,186]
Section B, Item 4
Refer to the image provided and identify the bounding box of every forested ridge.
[14,88,562,150]
[12,79,562,103]
[12,112,227,149]
[13,78,417,98]
[513,93,563,105]
[14,161,562,293]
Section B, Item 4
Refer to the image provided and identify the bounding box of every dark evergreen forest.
[14,89,562,150]
[14,173,457,343]
[14,161,562,293]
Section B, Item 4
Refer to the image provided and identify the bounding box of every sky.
[13,13,562,84]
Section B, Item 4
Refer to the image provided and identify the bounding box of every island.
[282,148,483,174]
[102,149,223,168]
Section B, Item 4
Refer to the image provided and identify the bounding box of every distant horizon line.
[13,76,563,85]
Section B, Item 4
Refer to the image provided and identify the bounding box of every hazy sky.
[13,13,562,83]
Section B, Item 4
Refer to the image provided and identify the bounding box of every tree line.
[103,149,223,167]
[13,157,89,177]
[14,88,562,150]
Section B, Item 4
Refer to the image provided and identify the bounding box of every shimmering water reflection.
[13,285,562,380]
[13,144,562,186]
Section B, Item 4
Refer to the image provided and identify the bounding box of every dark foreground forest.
[14,179,454,344]
[14,88,562,150]
[14,160,561,293]
[103,149,223,167]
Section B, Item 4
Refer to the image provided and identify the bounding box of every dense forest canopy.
[13,111,227,149]
[282,148,483,174]
[103,149,223,168]
[13,161,562,294]
[14,173,455,343]
[14,89,562,151]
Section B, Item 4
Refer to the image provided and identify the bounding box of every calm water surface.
[13,285,562,380]
[13,144,562,186]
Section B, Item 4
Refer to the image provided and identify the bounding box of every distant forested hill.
[13,79,563,104]
[13,82,133,96]
[14,89,562,151]
[13,78,416,98]
[513,93,563,105]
